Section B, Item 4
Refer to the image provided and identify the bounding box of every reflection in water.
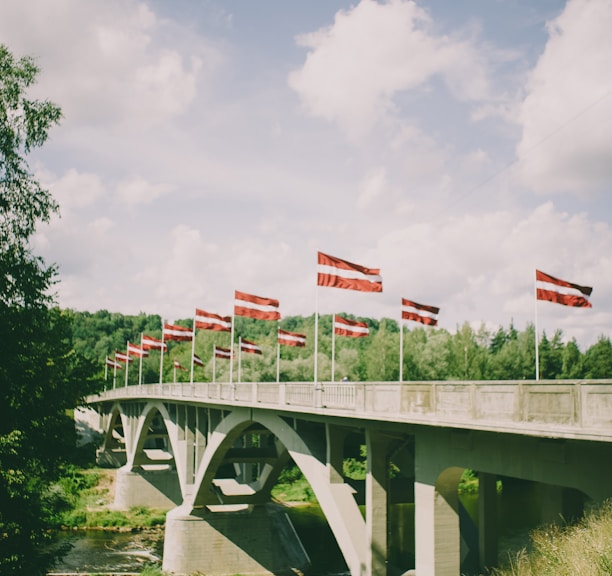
[49,530,163,574]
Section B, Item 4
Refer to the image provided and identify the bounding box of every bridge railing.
[93,379,612,439]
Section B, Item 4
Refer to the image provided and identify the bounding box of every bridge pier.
[114,466,182,509]
[162,503,309,576]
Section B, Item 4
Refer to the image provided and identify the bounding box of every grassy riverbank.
[49,467,166,530]
[490,500,612,576]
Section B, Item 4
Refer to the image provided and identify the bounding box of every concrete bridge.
[81,379,612,576]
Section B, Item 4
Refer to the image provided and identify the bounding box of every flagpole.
[276,329,281,384]
[238,337,242,383]
[229,305,236,385]
[113,361,117,389]
[104,357,108,382]
[399,314,404,383]
[173,362,177,384]
[124,342,130,387]
[535,272,539,381]
[190,314,196,384]
[160,319,165,384]
[213,348,216,383]
[139,333,144,385]
[314,285,319,384]
[331,314,336,383]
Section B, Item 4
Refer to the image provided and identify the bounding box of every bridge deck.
[89,379,612,443]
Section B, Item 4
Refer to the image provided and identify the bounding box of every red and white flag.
[127,342,149,357]
[141,334,167,351]
[401,298,440,326]
[173,360,188,371]
[106,357,123,369]
[240,338,263,355]
[234,290,280,321]
[214,346,232,359]
[536,270,592,308]
[278,329,306,347]
[114,350,133,363]
[334,315,369,338]
[317,252,382,293]
[193,354,205,367]
[194,308,232,332]
[163,323,194,341]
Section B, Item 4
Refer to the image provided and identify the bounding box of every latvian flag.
[106,356,123,369]
[234,290,280,321]
[193,354,205,368]
[127,342,149,357]
[334,315,369,338]
[401,298,440,326]
[536,270,592,308]
[317,251,382,292]
[278,329,307,347]
[173,360,188,371]
[195,308,232,332]
[114,350,133,363]
[240,338,263,355]
[163,323,194,341]
[214,346,232,359]
[141,334,167,352]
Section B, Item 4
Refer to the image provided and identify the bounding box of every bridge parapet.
[90,379,612,442]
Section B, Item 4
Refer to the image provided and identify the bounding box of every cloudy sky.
[3,0,611,347]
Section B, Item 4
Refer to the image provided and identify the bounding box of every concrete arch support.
[114,401,182,510]
[163,408,368,576]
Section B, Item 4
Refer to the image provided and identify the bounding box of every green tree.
[583,336,612,379]
[0,45,99,575]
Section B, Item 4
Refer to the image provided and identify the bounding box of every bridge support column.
[162,504,309,576]
[478,473,498,569]
[366,430,389,576]
[114,466,181,509]
[414,480,460,576]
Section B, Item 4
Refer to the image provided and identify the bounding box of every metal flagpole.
[159,319,165,384]
[190,314,196,384]
[238,337,242,383]
[229,304,236,385]
[138,333,144,385]
[276,328,281,383]
[213,348,216,383]
[535,272,540,380]
[331,314,336,383]
[314,285,319,384]
[125,342,130,387]
[113,361,117,389]
[399,313,404,382]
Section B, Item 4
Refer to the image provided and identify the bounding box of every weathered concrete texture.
[96,447,127,468]
[162,504,310,576]
[113,467,181,510]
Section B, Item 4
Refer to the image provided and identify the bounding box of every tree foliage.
[0,45,99,576]
[72,308,612,385]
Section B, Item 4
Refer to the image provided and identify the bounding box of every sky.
[2,0,612,348]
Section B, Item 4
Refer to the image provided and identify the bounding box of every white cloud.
[115,176,172,207]
[0,0,214,129]
[516,0,612,195]
[289,0,491,141]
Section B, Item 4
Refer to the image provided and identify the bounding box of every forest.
[71,309,612,385]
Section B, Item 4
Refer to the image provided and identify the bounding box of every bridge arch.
[189,407,366,576]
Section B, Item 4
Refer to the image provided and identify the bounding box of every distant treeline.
[68,309,612,384]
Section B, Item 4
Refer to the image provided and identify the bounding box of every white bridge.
[83,379,612,576]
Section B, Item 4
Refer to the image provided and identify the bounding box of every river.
[50,482,544,575]
[49,529,164,575]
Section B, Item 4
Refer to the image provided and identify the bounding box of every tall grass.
[491,500,612,576]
